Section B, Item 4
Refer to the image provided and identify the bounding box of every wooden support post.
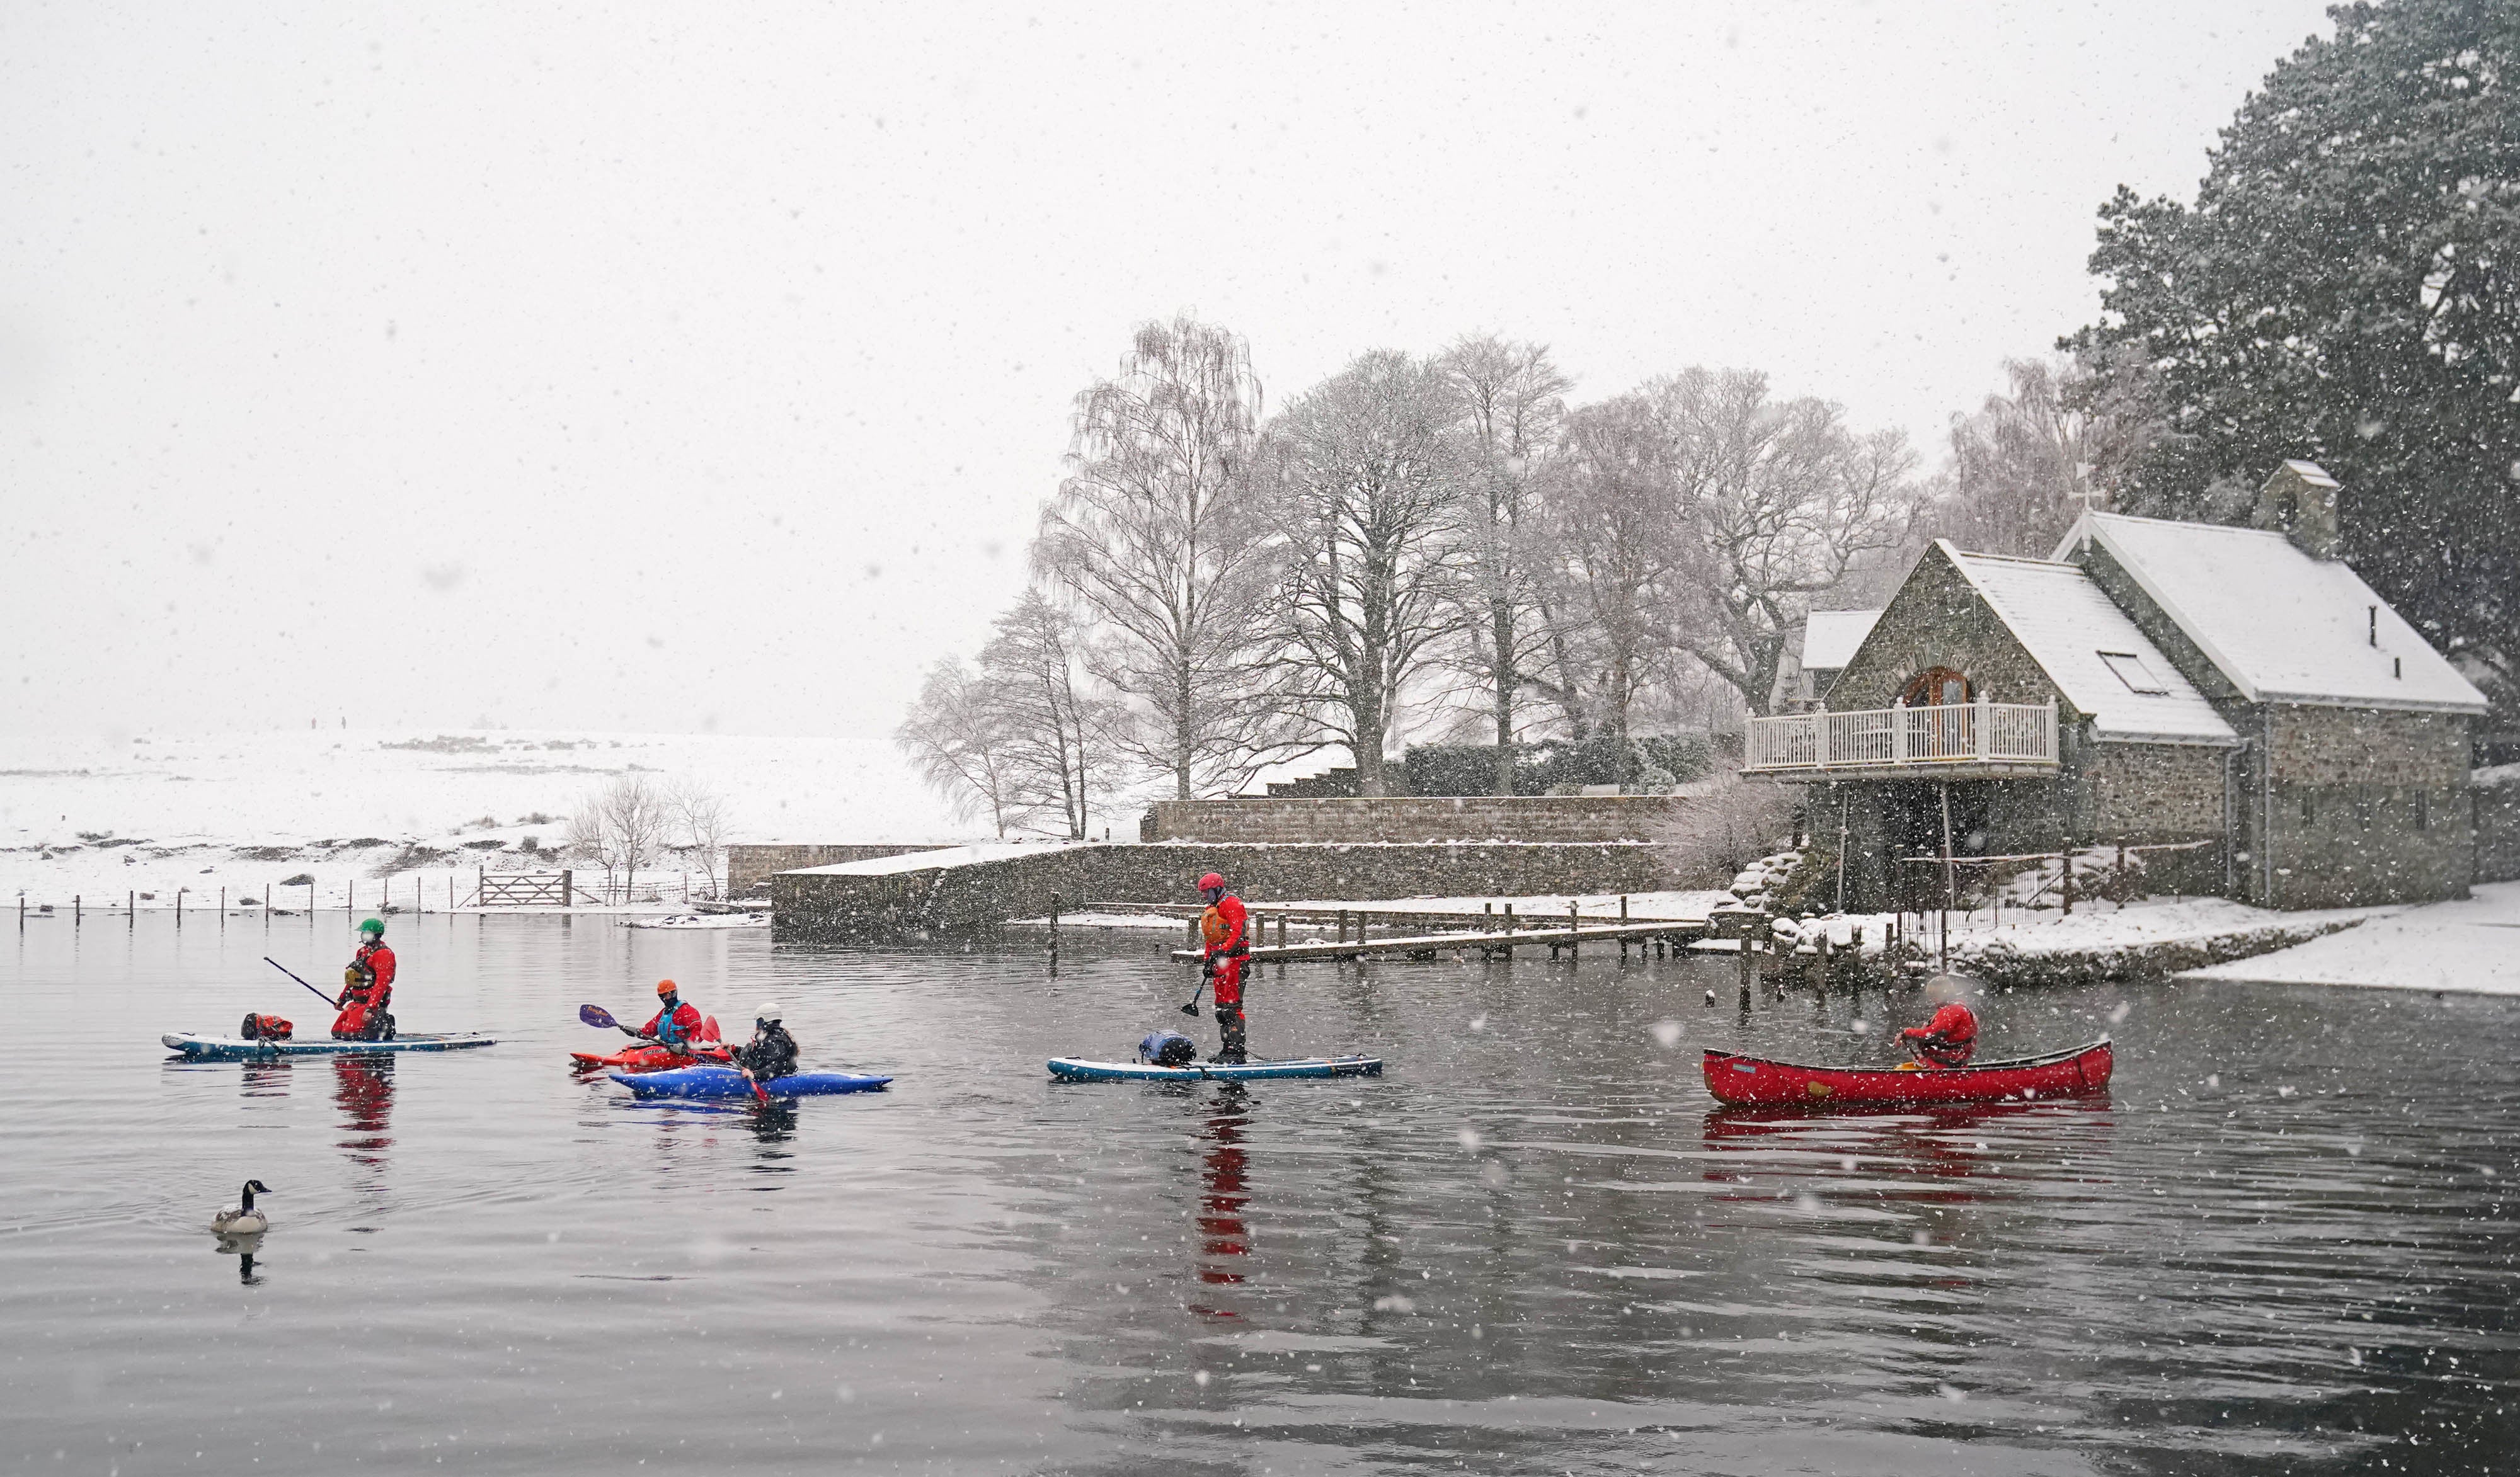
[562,869,575,908]
[129,890,135,927]
[1567,900,1579,961]
[1337,909,1350,947]
[348,879,355,919]
[175,889,181,926]
[2061,851,2075,916]
[75,894,81,925]
[1048,892,1060,976]
[1619,896,1630,960]
[219,887,226,929]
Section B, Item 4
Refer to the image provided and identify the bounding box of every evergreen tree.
[2067,0,2520,703]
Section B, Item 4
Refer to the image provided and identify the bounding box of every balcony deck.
[1743,699,2059,780]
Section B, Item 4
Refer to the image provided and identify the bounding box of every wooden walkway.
[1166,915,1713,964]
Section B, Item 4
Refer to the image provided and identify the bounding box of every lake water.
[3,912,2516,1474]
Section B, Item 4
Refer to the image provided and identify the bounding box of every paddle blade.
[578,1004,619,1029]
[1179,1003,1201,1017]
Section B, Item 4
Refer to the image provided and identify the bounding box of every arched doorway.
[1903,666,1971,708]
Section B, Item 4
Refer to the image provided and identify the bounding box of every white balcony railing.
[1744,698,2058,773]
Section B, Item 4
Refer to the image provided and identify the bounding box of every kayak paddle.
[267,957,341,1010]
[583,1003,752,1095]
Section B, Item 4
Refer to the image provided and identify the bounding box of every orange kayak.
[1702,1039,2112,1108]
[571,1042,732,1073]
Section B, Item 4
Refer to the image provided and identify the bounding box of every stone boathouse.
[1746,462,2490,911]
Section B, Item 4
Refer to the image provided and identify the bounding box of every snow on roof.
[1940,542,2238,745]
[1800,608,1881,672]
[2055,511,2489,714]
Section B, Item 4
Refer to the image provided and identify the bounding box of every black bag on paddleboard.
[239,1013,294,1041]
[1138,1030,1199,1067]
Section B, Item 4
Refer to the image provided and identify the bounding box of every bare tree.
[1648,369,1918,716]
[1928,351,2167,556]
[895,658,1029,838]
[1033,314,1308,799]
[1261,350,1472,796]
[561,804,614,900]
[1440,334,1571,793]
[1544,394,1677,787]
[570,773,668,903]
[667,775,732,898]
[1658,770,1798,884]
[979,590,1114,840]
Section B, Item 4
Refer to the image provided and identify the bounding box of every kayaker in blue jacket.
[628,980,704,1049]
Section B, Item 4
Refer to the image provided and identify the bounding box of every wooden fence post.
[2061,852,2075,916]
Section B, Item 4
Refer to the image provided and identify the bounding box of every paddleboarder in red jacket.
[331,918,397,1041]
[1196,872,1251,1064]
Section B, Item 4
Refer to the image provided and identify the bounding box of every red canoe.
[1702,1039,2112,1109]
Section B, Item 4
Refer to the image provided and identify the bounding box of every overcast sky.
[0,1,2335,741]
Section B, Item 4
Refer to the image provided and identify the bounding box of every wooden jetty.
[1165,914,1714,964]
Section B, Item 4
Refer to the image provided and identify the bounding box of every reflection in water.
[212,1233,263,1286]
[333,1053,394,1170]
[1188,1085,1251,1318]
[237,1059,292,1098]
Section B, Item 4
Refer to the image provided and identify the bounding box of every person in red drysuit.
[631,979,706,1051]
[1196,872,1251,1064]
[332,917,398,1040]
[1900,997,1979,1069]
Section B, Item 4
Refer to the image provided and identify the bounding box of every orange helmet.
[655,979,678,997]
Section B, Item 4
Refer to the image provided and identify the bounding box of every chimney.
[2252,460,2342,560]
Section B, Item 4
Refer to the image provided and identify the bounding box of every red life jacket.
[1901,1002,1979,1068]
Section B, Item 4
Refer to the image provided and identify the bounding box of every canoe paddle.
[580,1004,764,1103]
[266,957,340,1010]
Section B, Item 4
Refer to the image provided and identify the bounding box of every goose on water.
[211,1180,272,1235]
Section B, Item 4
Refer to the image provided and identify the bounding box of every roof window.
[2098,650,2168,695]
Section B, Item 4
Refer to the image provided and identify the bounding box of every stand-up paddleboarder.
[1196,872,1251,1064]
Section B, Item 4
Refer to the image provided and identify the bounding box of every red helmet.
[1196,872,1226,892]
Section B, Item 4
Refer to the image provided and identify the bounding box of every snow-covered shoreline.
[0,728,968,911]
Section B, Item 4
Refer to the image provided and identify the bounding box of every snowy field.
[2180,882,2520,995]
[0,729,968,911]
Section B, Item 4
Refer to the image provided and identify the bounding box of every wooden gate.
[474,870,576,907]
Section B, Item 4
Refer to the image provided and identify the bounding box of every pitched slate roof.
[1799,608,1881,672]
[2054,511,2490,714]
[1937,542,2239,745]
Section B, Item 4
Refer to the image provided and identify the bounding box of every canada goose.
[212,1180,272,1235]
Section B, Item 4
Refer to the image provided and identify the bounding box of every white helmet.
[755,1000,783,1023]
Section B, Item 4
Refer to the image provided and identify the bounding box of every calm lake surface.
[3,912,2516,1475]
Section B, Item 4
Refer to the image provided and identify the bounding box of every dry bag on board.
[1138,1031,1200,1067]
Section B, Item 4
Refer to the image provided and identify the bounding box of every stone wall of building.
[2260,705,2475,908]
[1825,545,2073,716]
[2088,742,2227,842]
[770,841,1688,943]
[1140,796,1689,845]
[728,844,946,896]
[2477,773,2520,884]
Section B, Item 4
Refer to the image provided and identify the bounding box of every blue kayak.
[1048,1054,1382,1083]
[608,1066,892,1099]
[165,1031,495,1061]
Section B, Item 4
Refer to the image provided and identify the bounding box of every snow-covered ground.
[2180,882,2520,995]
[0,728,969,910]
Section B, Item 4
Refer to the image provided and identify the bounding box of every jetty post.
[1047,892,1059,976]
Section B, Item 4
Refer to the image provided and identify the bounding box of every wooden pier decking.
[1164,915,1715,964]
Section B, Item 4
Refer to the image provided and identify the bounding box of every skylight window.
[2098,650,2169,695]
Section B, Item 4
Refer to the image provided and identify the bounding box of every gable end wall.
[1827,547,2073,717]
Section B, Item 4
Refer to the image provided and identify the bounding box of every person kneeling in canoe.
[629,979,705,1051]
[730,1000,798,1083]
[1898,982,1978,1069]
[331,916,397,1041]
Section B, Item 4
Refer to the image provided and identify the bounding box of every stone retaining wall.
[1139,796,1688,845]
[2479,776,2520,884]
[770,841,1687,943]
[728,844,948,896]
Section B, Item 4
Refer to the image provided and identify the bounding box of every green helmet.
[358,917,386,937]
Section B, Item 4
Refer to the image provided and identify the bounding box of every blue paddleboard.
[1047,1054,1382,1083]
